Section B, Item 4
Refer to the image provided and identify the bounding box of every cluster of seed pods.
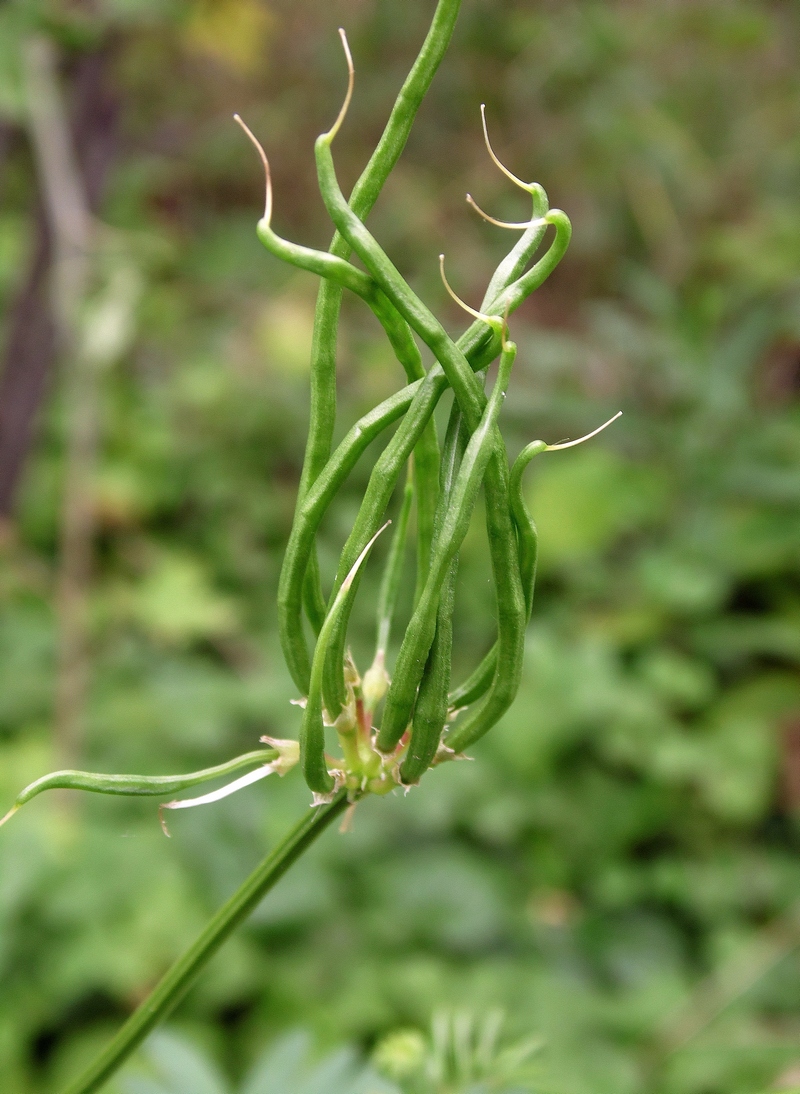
[238,31,619,802]
[1,25,619,832]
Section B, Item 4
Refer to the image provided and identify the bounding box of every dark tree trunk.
[0,40,120,519]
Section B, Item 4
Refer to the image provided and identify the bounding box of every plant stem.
[61,792,347,1094]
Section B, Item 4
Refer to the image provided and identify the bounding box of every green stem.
[60,794,347,1094]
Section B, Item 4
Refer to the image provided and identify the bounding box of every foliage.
[117,1015,542,1094]
[1,1,800,1093]
[119,1028,391,1094]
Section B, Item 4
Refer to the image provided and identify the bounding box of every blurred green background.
[1,1,800,1091]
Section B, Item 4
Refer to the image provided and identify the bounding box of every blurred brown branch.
[22,36,139,773]
[0,40,119,521]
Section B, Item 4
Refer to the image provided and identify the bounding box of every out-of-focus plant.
[118,1015,544,1094]
[0,3,624,1092]
[120,1027,391,1094]
[373,1009,543,1093]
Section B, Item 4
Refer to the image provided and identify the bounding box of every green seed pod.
[0,750,279,828]
[374,462,415,662]
[401,556,458,783]
[379,339,517,755]
[447,442,544,710]
[398,401,468,781]
[447,413,621,752]
[278,379,423,693]
[300,522,390,795]
[412,417,440,605]
[294,0,460,642]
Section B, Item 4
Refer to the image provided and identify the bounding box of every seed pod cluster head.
[241,31,620,799]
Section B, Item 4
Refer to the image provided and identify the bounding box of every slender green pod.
[375,462,414,658]
[401,556,458,782]
[378,339,517,753]
[297,0,462,630]
[318,370,446,713]
[362,463,415,711]
[279,379,422,691]
[398,401,469,781]
[495,210,572,313]
[0,750,279,828]
[447,443,543,710]
[412,417,440,603]
[279,71,570,702]
[236,114,427,390]
[316,136,486,429]
[300,522,390,794]
[447,413,622,750]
